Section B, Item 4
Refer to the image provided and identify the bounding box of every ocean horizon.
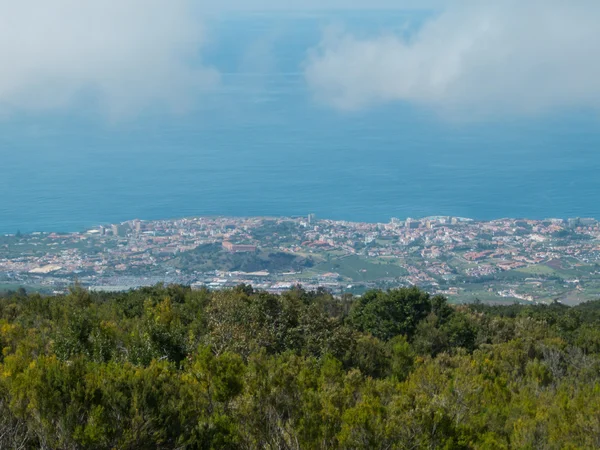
[2,12,600,234]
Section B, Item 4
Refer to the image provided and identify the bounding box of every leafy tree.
[0,285,599,448]
[349,287,434,341]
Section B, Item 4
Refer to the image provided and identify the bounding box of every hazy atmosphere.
[2,1,599,118]
[1,1,600,231]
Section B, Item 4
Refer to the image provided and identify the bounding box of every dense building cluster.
[2,215,600,303]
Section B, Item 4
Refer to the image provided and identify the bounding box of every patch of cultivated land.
[516,264,559,276]
[313,255,408,281]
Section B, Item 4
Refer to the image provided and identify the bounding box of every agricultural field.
[312,255,408,282]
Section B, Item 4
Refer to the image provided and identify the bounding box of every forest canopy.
[0,284,599,449]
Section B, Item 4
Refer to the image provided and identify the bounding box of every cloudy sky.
[1,0,599,119]
[0,0,219,117]
[206,0,444,12]
[306,0,600,118]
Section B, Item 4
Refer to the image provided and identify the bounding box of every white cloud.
[0,0,448,118]
[208,0,443,12]
[305,1,600,118]
[0,0,218,117]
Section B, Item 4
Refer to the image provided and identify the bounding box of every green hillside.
[0,285,599,448]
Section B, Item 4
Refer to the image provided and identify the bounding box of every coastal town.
[2,215,600,304]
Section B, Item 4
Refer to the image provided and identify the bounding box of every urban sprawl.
[2,215,600,304]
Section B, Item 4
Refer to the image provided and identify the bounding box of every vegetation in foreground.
[0,284,599,449]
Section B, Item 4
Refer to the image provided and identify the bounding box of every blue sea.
[2,12,600,234]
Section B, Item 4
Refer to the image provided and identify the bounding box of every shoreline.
[3,213,594,237]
